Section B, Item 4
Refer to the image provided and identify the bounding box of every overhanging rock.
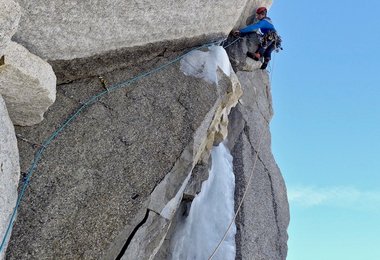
[12,0,273,82]
[14,0,272,61]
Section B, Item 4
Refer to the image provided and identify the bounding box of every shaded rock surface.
[0,0,20,56]
[0,41,56,126]
[225,33,262,72]
[120,47,242,260]
[6,46,241,259]
[0,95,20,260]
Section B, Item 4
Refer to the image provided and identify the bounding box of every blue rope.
[0,37,238,252]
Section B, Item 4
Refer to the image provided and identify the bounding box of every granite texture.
[227,69,289,260]
[0,0,20,56]
[6,47,242,259]
[14,0,272,61]
[0,95,20,260]
[0,41,56,126]
[12,0,272,83]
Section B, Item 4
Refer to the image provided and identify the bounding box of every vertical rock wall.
[226,40,289,259]
[0,95,20,260]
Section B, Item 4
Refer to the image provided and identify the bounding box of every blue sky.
[269,1,380,259]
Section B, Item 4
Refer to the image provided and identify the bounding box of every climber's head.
[256,7,267,19]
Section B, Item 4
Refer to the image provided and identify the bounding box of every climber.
[233,7,281,70]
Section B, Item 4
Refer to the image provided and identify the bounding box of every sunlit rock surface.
[0,95,20,260]
[0,41,56,126]
[12,0,272,82]
[0,0,20,56]
[228,70,289,260]
[14,0,272,61]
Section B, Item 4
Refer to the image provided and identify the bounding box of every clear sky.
[268,1,380,259]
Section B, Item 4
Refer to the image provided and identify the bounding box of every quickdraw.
[259,30,283,52]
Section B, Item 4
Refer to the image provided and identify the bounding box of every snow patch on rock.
[180,46,231,85]
[170,143,236,259]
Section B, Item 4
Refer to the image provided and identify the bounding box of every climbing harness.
[259,30,283,52]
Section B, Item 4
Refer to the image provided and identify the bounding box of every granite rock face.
[12,0,272,83]
[14,0,272,61]
[234,0,272,28]
[0,95,20,260]
[121,49,242,260]
[226,69,289,259]
[6,46,242,260]
[0,0,20,57]
[224,32,289,260]
[3,1,289,259]
[0,41,56,126]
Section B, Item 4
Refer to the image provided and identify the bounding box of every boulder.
[0,95,20,260]
[0,41,56,126]
[0,0,20,57]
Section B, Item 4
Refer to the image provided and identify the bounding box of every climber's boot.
[260,58,270,70]
[247,51,261,61]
